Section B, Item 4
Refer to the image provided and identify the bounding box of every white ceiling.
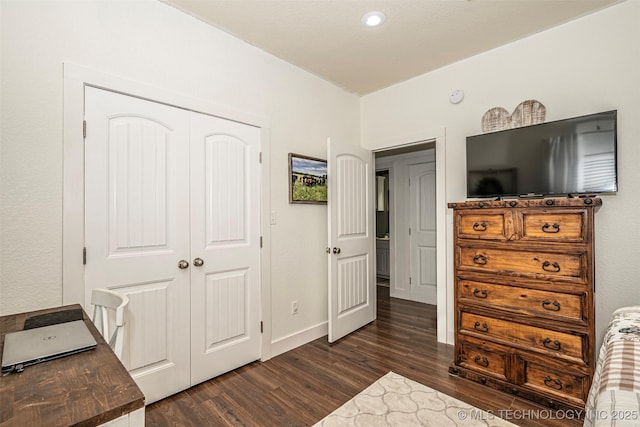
[162,0,621,95]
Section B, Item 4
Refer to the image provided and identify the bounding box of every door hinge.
[260,321,263,333]
[409,227,412,235]
[409,277,412,284]
[259,152,262,163]
[83,120,87,139]
[260,236,263,248]
[83,247,87,265]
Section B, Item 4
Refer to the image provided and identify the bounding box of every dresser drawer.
[522,359,588,405]
[457,339,507,381]
[458,246,585,281]
[460,312,586,363]
[456,211,512,241]
[520,211,587,243]
[457,279,584,322]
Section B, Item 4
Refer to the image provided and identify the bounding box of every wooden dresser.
[448,197,601,413]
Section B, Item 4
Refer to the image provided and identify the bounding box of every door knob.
[333,247,341,254]
[193,257,204,267]
[326,247,331,254]
[178,259,189,269]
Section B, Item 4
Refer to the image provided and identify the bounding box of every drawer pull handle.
[542,300,561,311]
[474,356,489,367]
[473,222,487,232]
[544,376,563,390]
[542,338,561,351]
[473,254,487,265]
[473,321,489,332]
[473,288,488,299]
[542,261,561,273]
[542,223,560,233]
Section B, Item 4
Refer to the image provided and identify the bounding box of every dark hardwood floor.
[146,286,581,426]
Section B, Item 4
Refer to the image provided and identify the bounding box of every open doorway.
[375,169,390,288]
[329,129,447,345]
[374,141,437,312]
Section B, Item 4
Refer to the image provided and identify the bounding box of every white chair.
[91,288,129,360]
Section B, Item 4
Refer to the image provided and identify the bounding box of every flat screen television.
[466,110,617,198]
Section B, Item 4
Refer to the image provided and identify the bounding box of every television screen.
[466,110,617,198]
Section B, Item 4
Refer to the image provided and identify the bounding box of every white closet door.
[409,162,437,304]
[84,86,191,404]
[189,112,262,385]
[327,139,376,343]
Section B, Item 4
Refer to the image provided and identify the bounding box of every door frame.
[369,131,448,344]
[62,62,274,359]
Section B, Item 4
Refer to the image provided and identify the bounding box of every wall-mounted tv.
[466,110,617,198]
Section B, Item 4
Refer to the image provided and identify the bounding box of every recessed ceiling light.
[361,11,386,28]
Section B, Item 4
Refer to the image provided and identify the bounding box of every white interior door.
[409,162,437,304]
[85,87,262,402]
[84,86,191,403]
[327,139,376,343]
[189,112,262,385]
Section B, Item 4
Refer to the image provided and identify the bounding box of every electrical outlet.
[291,300,298,315]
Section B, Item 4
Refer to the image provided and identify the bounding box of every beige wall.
[0,0,360,344]
[2,0,637,352]
[361,0,640,345]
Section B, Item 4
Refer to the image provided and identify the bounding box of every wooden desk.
[0,304,144,427]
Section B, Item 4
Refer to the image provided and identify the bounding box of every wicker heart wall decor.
[481,100,546,133]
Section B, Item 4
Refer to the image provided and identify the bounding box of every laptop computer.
[1,319,97,374]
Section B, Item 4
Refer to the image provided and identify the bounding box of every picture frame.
[289,153,328,204]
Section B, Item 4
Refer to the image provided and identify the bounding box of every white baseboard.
[269,321,328,358]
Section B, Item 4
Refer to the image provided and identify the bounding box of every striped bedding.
[584,306,640,427]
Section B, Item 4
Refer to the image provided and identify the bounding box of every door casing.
[62,62,274,360]
[372,135,448,344]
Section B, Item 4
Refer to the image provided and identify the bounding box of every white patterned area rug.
[314,372,517,427]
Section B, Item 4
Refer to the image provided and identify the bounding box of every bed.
[584,306,640,426]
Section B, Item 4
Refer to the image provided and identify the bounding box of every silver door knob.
[178,259,189,269]
[193,257,204,267]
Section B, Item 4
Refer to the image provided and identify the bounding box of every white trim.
[367,128,448,344]
[270,321,328,358]
[435,131,448,345]
[98,407,144,427]
[63,63,267,127]
[62,62,273,357]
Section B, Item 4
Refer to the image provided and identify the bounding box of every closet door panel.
[84,86,191,404]
[189,112,262,386]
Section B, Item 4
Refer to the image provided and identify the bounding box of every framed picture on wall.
[289,153,328,204]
